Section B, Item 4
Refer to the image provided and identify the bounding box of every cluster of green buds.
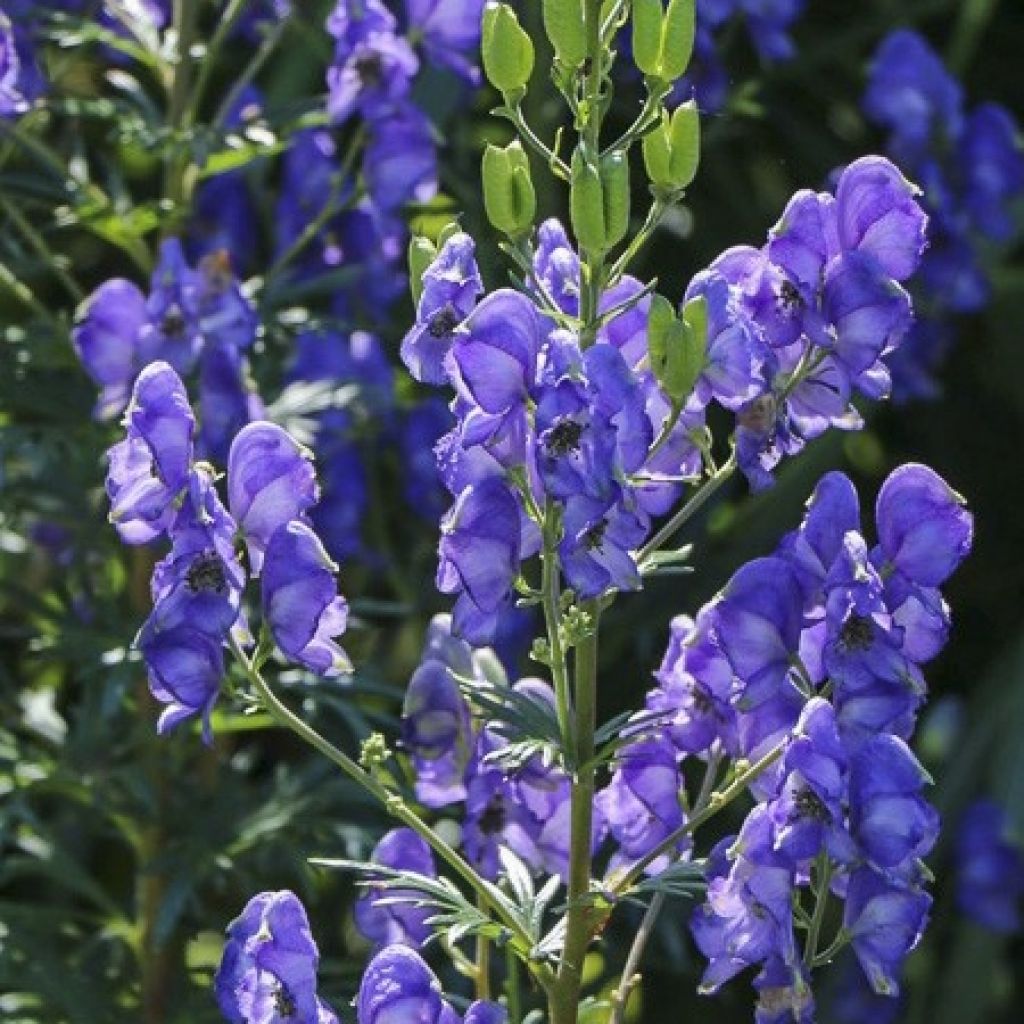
[429,0,705,380]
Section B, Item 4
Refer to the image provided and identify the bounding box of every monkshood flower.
[216,890,339,1024]
[955,798,1024,933]
[140,466,246,739]
[753,956,814,1024]
[105,361,195,544]
[406,0,485,84]
[711,156,928,489]
[227,422,319,575]
[597,732,687,875]
[842,866,931,997]
[326,0,418,125]
[364,101,438,211]
[0,11,37,117]
[354,828,438,949]
[399,398,453,523]
[401,231,483,385]
[865,30,1024,396]
[401,614,478,807]
[262,521,352,677]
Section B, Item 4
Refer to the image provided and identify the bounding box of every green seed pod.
[543,0,587,68]
[676,293,708,396]
[482,141,536,237]
[642,112,674,189]
[570,147,609,254]
[408,235,437,307]
[482,3,535,95]
[631,0,664,78]
[659,0,696,80]
[646,293,678,386]
[599,149,631,250]
[668,100,700,188]
[647,292,707,403]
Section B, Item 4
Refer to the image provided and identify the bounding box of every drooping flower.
[261,521,352,677]
[356,945,452,1024]
[955,798,1024,933]
[215,890,339,1024]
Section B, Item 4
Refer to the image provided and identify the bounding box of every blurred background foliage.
[0,0,1022,1022]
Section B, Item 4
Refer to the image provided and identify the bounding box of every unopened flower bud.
[482,141,536,237]
[482,3,534,96]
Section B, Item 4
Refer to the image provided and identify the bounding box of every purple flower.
[354,828,438,949]
[141,239,203,375]
[558,492,648,599]
[262,521,351,677]
[849,735,938,870]
[437,478,522,644]
[843,867,930,997]
[215,890,339,1024]
[598,733,686,875]
[72,279,150,419]
[401,232,483,385]
[199,341,264,464]
[0,13,38,118]
[405,0,485,83]
[106,362,195,544]
[357,945,453,1024]
[753,957,814,1024]
[228,422,319,575]
[955,799,1024,933]
[400,399,452,521]
[363,103,438,211]
[875,463,973,588]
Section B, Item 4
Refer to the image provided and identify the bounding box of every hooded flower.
[216,890,339,1024]
[356,946,452,1024]
[261,521,352,677]
[227,422,319,574]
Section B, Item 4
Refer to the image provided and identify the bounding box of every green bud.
[642,112,674,189]
[482,3,534,95]
[408,235,437,307]
[482,141,536,237]
[570,148,609,254]
[631,0,664,78]
[599,150,631,250]
[668,100,700,188]
[660,0,696,80]
[646,293,706,403]
[543,0,587,68]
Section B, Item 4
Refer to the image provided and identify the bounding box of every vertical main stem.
[552,605,601,1024]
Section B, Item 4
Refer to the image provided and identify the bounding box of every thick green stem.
[551,605,601,1024]
[163,0,201,215]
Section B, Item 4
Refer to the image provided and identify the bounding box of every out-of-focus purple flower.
[843,867,930,997]
[405,0,485,83]
[106,361,195,544]
[262,521,351,677]
[198,341,264,465]
[72,279,151,419]
[0,13,40,118]
[216,890,339,1024]
[354,828,438,949]
[955,798,1024,933]
[227,422,319,574]
[401,232,483,385]
[363,103,438,211]
[400,399,452,522]
[142,239,203,375]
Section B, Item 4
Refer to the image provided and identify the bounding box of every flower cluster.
[864,30,1024,399]
[105,363,350,738]
[955,798,1024,933]
[73,240,261,458]
[651,463,972,1012]
[403,156,928,644]
[400,614,595,881]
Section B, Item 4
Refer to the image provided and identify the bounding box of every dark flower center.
[273,983,296,1018]
[355,51,383,87]
[428,304,460,338]
[793,787,830,822]
[186,552,228,594]
[690,685,713,715]
[778,279,804,311]
[545,419,585,457]
[583,520,607,552]
[479,796,506,835]
[738,394,777,434]
[839,614,874,651]
[161,305,187,339]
